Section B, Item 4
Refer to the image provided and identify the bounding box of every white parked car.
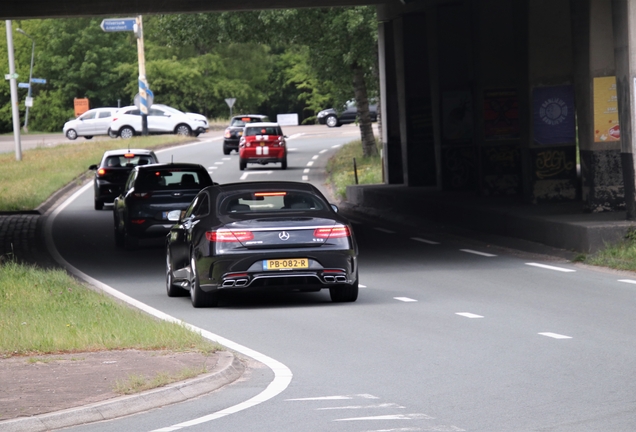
[63,107,118,140]
[109,104,209,139]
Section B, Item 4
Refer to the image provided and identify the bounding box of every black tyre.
[114,225,124,248]
[190,254,218,307]
[108,128,117,139]
[84,136,93,140]
[119,126,135,139]
[281,157,287,170]
[175,124,192,136]
[223,145,231,155]
[329,281,359,303]
[239,158,247,171]
[94,200,104,210]
[325,115,339,128]
[124,231,139,251]
[65,129,78,140]
[166,252,188,297]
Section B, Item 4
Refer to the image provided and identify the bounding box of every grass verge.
[0,260,219,358]
[325,139,382,200]
[114,366,208,395]
[0,135,190,211]
[580,229,636,272]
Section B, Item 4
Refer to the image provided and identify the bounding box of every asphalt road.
[47,126,636,431]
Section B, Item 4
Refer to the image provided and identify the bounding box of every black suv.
[317,100,378,127]
[113,163,214,250]
[89,149,159,210]
[223,114,269,154]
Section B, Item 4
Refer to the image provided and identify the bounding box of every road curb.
[0,351,245,432]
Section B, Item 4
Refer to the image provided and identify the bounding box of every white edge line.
[618,279,636,284]
[526,262,576,272]
[44,184,292,431]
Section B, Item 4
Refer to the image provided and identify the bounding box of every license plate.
[264,258,309,270]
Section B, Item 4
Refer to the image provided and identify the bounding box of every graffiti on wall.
[442,146,477,190]
[534,149,575,180]
[481,145,521,195]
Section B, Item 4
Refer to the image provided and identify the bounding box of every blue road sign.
[18,82,30,89]
[30,78,46,84]
[100,18,136,32]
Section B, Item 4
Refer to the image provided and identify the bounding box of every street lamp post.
[17,28,34,133]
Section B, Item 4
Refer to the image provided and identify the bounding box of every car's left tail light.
[132,192,151,200]
[206,230,254,242]
[97,168,107,177]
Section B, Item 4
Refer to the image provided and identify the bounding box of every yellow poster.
[594,76,620,142]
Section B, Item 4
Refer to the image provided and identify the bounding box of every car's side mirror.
[167,210,182,222]
[331,204,339,213]
[89,164,98,170]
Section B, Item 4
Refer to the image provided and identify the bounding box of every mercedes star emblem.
[279,231,290,241]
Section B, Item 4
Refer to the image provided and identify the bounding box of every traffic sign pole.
[5,21,21,161]
[136,15,148,136]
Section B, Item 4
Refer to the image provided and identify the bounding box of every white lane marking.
[312,155,319,160]
[460,249,497,257]
[526,263,576,272]
[306,161,314,167]
[335,413,434,421]
[456,312,484,319]
[375,227,395,234]
[331,144,341,148]
[618,279,636,284]
[44,184,292,432]
[411,237,440,245]
[208,166,218,170]
[214,161,223,165]
[318,403,405,410]
[286,394,379,401]
[240,171,273,180]
[302,176,309,181]
[286,133,304,140]
[222,157,231,161]
[319,149,328,154]
[194,136,223,144]
[539,332,572,339]
[394,297,417,302]
[303,168,310,174]
[287,148,297,151]
[359,284,367,288]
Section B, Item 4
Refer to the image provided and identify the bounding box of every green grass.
[582,230,636,272]
[0,135,190,211]
[114,365,208,395]
[0,260,219,358]
[325,139,382,199]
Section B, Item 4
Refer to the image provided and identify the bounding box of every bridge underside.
[4,0,636,218]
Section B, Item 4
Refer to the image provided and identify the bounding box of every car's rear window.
[230,117,269,127]
[221,191,325,214]
[136,169,212,190]
[104,155,155,168]
[244,126,282,136]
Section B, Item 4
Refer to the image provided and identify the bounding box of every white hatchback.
[109,104,209,139]
[63,107,118,140]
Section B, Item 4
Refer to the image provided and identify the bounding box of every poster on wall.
[483,89,520,140]
[593,76,620,142]
[532,85,575,145]
[442,91,473,143]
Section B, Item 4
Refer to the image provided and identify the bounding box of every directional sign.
[18,83,30,89]
[4,73,18,80]
[100,18,136,32]
[30,78,47,84]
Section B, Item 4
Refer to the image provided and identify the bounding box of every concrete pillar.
[573,0,624,212]
[612,0,636,218]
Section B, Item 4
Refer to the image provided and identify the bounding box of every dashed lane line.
[374,227,395,234]
[302,176,309,181]
[319,149,328,154]
[618,279,636,284]
[526,263,576,272]
[306,161,314,167]
[312,155,319,160]
[303,168,310,173]
[394,297,417,302]
[539,332,572,339]
[240,171,273,180]
[456,312,484,319]
[411,237,440,245]
[460,249,497,257]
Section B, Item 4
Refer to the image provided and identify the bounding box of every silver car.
[63,107,118,140]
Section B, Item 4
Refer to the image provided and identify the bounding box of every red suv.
[238,122,287,170]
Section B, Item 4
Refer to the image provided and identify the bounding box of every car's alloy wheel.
[190,254,218,307]
[166,252,187,297]
[119,127,134,139]
[326,115,339,128]
[66,129,78,140]
[329,280,359,302]
[175,124,192,136]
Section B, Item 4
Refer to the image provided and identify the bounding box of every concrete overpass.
[5,0,636,222]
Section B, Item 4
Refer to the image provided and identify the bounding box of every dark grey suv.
[317,100,378,127]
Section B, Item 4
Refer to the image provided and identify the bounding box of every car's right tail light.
[314,226,350,239]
